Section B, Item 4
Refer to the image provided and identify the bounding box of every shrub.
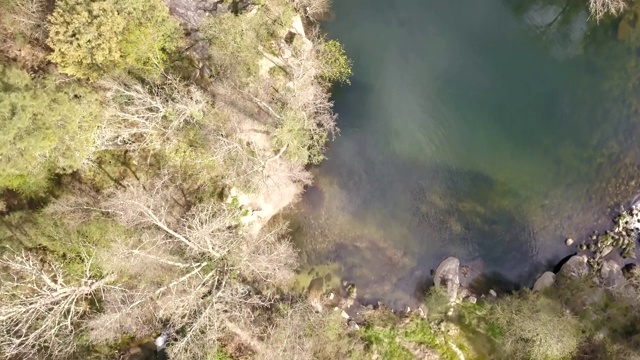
[289,0,331,18]
[201,10,285,84]
[489,291,584,360]
[264,303,367,360]
[273,109,328,165]
[318,39,352,85]
[423,285,451,321]
[0,64,102,196]
[47,0,183,80]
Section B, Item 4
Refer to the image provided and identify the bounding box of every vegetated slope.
[0,0,353,358]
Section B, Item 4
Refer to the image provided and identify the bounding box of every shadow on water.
[409,165,538,279]
[290,160,543,307]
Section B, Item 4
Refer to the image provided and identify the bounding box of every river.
[290,0,640,306]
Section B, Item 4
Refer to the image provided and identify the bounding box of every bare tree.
[79,180,297,357]
[102,181,239,258]
[95,76,207,152]
[0,250,114,359]
[589,0,626,22]
[231,221,298,284]
[102,180,298,283]
[1,0,48,41]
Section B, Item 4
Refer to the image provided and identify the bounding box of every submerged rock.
[600,260,627,290]
[558,255,589,279]
[434,257,460,303]
[533,271,556,292]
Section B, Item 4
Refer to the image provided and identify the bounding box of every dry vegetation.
[589,0,627,21]
[0,250,113,359]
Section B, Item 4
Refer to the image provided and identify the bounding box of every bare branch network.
[0,250,113,359]
[589,0,626,21]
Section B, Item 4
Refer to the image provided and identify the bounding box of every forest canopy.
[0,64,101,195]
[47,0,183,79]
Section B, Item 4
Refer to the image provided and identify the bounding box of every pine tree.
[0,64,102,195]
[47,0,183,80]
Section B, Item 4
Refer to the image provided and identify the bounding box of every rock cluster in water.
[578,207,638,264]
[532,205,640,292]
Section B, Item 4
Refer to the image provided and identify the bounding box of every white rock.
[558,255,589,279]
[533,271,556,292]
[434,257,460,303]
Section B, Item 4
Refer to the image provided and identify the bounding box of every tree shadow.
[409,164,538,283]
[299,158,543,308]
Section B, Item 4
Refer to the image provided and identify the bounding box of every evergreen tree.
[0,64,102,195]
[47,0,183,80]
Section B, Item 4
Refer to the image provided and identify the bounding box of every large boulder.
[434,257,460,303]
[558,255,589,279]
[600,260,627,290]
[533,271,556,292]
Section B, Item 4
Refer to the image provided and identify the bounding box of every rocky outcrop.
[434,257,460,303]
[533,271,556,292]
[165,0,220,30]
[578,207,639,262]
[558,255,589,279]
[599,260,627,290]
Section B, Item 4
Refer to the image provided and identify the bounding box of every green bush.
[47,0,183,80]
[318,39,352,85]
[489,291,584,360]
[360,325,414,360]
[273,109,328,165]
[0,210,123,277]
[0,64,102,195]
[201,10,286,84]
[423,285,450,321]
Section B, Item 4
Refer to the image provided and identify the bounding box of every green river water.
[291,0,640,306]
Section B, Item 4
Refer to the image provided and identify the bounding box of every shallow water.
[292,0,640,305]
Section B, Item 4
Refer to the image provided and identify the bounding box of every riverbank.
[296,202,640,360]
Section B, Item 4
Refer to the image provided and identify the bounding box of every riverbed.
[290,0,640,306]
